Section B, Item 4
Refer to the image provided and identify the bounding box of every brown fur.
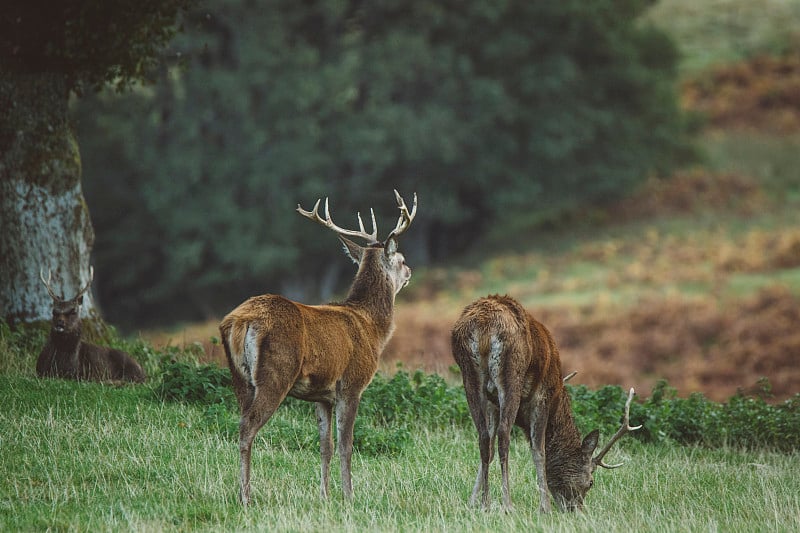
[37,294,146,383]
[220,236,411,505]
[451,295,599,512]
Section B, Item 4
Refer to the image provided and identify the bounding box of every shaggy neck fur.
[544,387,584,470]
[343,249,395,335]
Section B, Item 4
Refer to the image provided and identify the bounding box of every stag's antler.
[40,269,61,300]
[297,190,416,245]
[385,189,417,243]
[563,371,578,383]
[76,267,94,300]
[297,197,379,244]
[592,388,642,469]
[39,267,94,302]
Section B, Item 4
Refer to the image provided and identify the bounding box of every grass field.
[5,2,800,531]
[1,375,798,532]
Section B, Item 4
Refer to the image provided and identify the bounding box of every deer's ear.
[384,237,398,256]
[582,429,600,455]
[339,236,363,264]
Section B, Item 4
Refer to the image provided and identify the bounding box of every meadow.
[1,374,799,532]
[4,1,800,531]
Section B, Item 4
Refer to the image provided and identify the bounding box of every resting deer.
[36,268,146,383]
[219,190,416,506]
[451,294,640,512]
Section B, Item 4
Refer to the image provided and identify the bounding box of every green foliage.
[8,315,795,456]
[76,0,695,327]
[150,355,800,455]
[570,379,800,453]
[155,357,234,406]
[358,369,471,429]
[149,361,469,456]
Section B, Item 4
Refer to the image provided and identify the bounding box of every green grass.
[2,374,799,532]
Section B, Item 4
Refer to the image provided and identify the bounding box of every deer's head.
[297,190,416,295]
[40,268,93,335]
[548,388,641,511]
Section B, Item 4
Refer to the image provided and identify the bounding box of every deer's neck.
[545,387,583,463]
[343,258,395,336]
[50,329,82,359]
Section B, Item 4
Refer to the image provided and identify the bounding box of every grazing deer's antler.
[297,198,379,244]
[385,189,418,242]
[592,388,642,469]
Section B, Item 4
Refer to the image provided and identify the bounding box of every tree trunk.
[0,72,97,325]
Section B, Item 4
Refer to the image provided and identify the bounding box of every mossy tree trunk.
[0,72,98,326]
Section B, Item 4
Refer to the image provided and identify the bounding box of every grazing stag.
[451,294,640,512]
[220,190,416,505]
[37,268,146,383]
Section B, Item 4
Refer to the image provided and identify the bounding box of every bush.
[149,353,800,455]
[359,369,470,429]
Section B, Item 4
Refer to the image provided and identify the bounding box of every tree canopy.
[75,0,694,328]
[1,0,191,92]
[1,0,192,326]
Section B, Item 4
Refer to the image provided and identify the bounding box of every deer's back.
[80,344,146,383]
[220,294,383,391]
[452,295,562,400]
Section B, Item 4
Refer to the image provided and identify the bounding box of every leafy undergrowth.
[3,316,799,455]
[148,353,800,455]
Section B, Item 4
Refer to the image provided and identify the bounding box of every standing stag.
[37,268,146,383]
[220,190,416,505]
[451,295,640,512]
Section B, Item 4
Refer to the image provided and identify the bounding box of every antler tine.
[563,370,578,383]
[39,268,60,300]
[297,197,379,244]
[76,266,94,299]
[593,388,642,469]
[385,189,418,242]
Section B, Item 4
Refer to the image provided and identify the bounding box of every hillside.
[146,1,800,402]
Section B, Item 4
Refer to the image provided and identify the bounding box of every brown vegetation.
[682,52,800,132]
[384,287,800,403]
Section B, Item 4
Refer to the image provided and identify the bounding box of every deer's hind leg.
[497,385,521,512]
[238,350,301,506]
[465,366,496,509]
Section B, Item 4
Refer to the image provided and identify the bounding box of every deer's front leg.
[529,399,551,513]
[316,401,334,499]
[335,394,361,500]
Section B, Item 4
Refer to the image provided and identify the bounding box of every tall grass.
[2,374,799,532]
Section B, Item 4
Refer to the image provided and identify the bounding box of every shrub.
[149,354,800,455]
[155,357,234,406]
